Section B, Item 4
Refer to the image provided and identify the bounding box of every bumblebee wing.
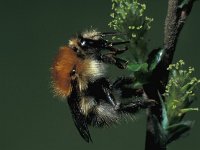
[68,96,92,143]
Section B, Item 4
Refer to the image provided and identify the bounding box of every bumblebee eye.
[79,38,95,48]
[81,40,86,47]
[78,36,86,47]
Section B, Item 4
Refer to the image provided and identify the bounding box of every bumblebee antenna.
[101,32,127,36]
[110,41,130,46]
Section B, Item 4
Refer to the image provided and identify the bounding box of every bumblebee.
[51,29,153,142]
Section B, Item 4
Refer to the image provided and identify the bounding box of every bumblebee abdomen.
[85,103,120,127]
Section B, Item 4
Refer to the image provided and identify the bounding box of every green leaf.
[179,0,190,8]
[149,115,168,146]
[127,63,150,85]
[127,63,148,72]
[166,121,194,144]
[147,48,165,71]
[158,91,169,130]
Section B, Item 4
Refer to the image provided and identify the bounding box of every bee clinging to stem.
[51,29,154,142]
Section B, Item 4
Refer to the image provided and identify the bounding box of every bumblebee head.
[69,29,129,55]
[68,30,102,52]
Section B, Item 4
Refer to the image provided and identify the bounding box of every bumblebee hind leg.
[117,99,155,114]
[112,77,145,98]
[112,76,155,113]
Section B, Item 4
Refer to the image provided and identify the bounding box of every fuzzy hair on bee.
[51,46,105,98]
[51,29,154,143]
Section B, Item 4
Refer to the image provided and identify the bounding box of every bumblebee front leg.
[100,52,128,69]
[106,42,128,54]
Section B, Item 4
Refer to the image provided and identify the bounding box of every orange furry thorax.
[51,46,85,97]
[51,44,105,98]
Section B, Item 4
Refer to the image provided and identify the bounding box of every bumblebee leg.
[101,32,127,36]
[112,77,135,88]
[106,45,128,54]
[103,87,119,108]
[110,41,129,46]
[117,99,155,113]
[112,77,144,98]
[87,77,118,107]
[100,53,128,69]
[111,77,155,113]
[114,57,128,69]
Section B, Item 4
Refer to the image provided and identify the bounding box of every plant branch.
[163,0,196,86]
[144,0,196,150]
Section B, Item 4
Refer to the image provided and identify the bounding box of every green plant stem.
[144,0,196,150]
